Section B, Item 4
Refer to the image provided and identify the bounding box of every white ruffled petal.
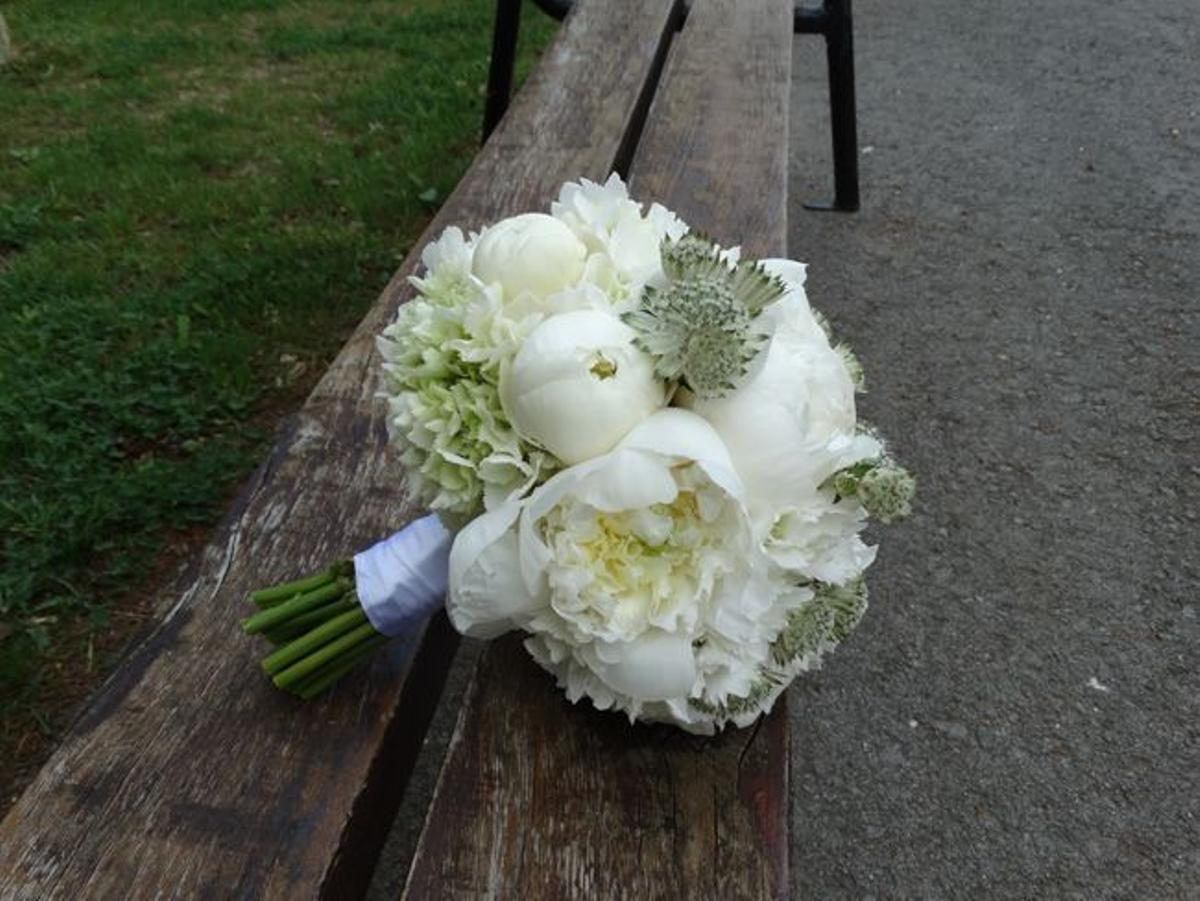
[569,450,678,512]
[759,257,808,293]
[585,630,697,702]
[447,503,545,638]
[617,408,745,502]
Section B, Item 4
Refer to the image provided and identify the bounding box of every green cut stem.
[250,561,352,607]
[291,635,390,699]
[241,578,352,635]
[271,623,380,689]
[262,606,370,676]
[261,597,358,645]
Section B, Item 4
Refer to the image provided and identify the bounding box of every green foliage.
[0,0,556,715]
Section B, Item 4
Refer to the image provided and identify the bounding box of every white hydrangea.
[383,375,548,515]
[407,225,476,307]
[379,227,556,518]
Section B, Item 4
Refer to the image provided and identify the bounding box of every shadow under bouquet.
[242,174,914,733]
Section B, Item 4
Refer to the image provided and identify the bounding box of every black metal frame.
[793,0,859,211]
[484,0,860,212]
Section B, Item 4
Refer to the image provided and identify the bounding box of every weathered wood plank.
[402,1,793,898]
[631,0,792,260]
[0,2,679,898]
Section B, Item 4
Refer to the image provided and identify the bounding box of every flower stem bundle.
[242,562,387,699]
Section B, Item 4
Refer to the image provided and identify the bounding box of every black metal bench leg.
[803,0,860,212]
[483,0,522,141]
[484,0,573,143]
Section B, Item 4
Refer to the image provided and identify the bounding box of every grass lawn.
[0,0,555,809]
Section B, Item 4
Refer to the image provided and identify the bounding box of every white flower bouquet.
[242,175,913,732]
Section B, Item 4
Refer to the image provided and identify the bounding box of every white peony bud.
[472,213,587,300]
[500,310,665,465]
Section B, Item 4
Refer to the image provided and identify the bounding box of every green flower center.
[621,234,786,398]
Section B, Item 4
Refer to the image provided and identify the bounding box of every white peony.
[447,409,807,733]
[472,213,587,301]
[551,174,688,298]
[764,489,876,585]
[499,310,665,465]
[686,258,882,535]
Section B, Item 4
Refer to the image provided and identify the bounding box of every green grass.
[0,0,555,748]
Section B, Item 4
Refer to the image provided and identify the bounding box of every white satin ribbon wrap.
[353,514,452,637]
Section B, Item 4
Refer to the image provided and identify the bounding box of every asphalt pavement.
[785,0,1198,896]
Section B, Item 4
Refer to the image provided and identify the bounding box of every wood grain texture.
[0,2,679,898]
[632,0,793,259]
[402,1,794,898]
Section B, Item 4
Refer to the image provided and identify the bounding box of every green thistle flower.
[857,464,916,523]
[769,577,868,666]
[690,575,870,723]
[770,600,836,666]
[688,576,870,720]
[820,577,869,642]
[826,454,916,524]
[689,673,784,719]
[624,277,759,396]
[622,234,787,398]
[828,455,874,497]
[660,232,727,282]
[660,233,786,314]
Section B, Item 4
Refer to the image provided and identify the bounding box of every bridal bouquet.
[242,174,913,733]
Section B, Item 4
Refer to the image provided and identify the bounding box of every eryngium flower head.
[857,463,916,523]
[622,235,786,398]
[661,232,728,282]
[624,276,760,397]
[828,454,916,524]
[770,577,868,666]
[660,234,786,314]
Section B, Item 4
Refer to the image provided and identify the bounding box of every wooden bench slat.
[402,1,794,898]
[0,2,679,897]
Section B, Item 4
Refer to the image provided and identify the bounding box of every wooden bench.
[0,1,800,896]
[487,0,860,212]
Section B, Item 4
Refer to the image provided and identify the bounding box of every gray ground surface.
[372,2,1199,897]
[786,0,1198,896]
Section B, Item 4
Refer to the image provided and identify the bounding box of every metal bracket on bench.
[529,0,573,17]
[483,0,522,141]
[484,0,860,212]
[794,0,860,211]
